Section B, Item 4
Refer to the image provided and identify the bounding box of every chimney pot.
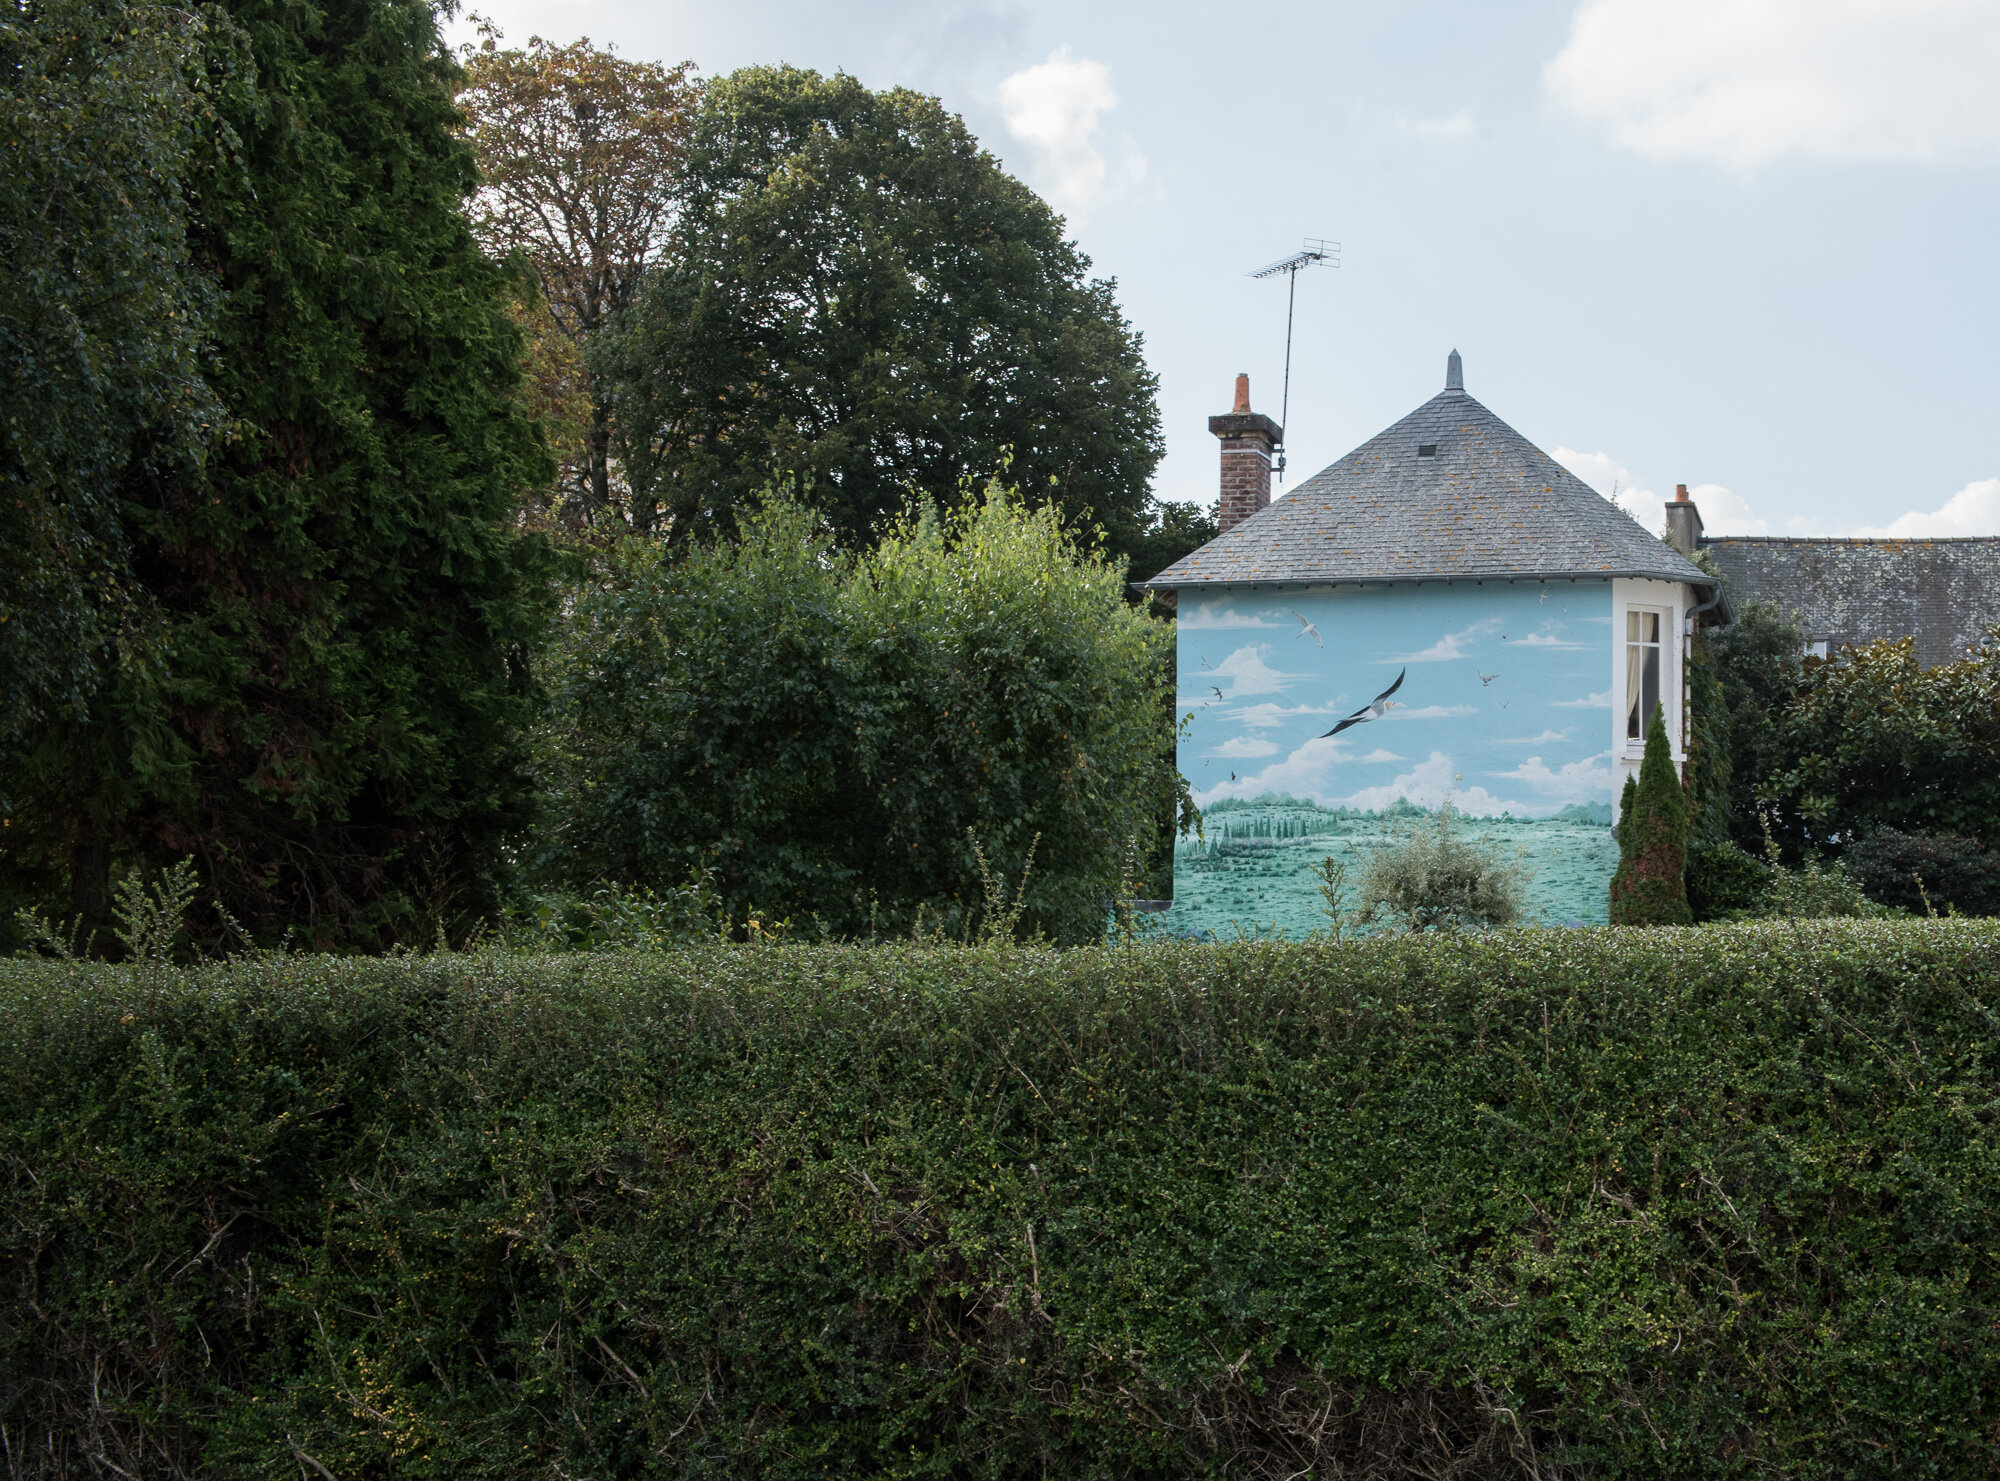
[1674,483,1689,503]
[1232,373,1250,413]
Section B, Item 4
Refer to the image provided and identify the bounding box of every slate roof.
[1148,370,1709,590]
[1702,536,2000,669]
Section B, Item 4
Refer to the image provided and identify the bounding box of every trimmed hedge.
[4,926,1999,1477]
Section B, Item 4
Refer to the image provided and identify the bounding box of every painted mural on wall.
[1170,580,1619,937]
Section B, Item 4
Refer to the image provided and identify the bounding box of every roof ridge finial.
[1446,348,1463,392]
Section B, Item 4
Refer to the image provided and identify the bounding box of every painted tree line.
[1,0,1197,950]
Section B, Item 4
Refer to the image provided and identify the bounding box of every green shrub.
[1685,838,1773,920]
[1351,800,1526,931]
[1846,828,2000,917]
[532,489,1177,943]
[6,926,2000,1477]
[1760,855,1881,919]
[1609,708,1692,925]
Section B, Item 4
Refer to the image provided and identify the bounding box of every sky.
[443,0,2000,539]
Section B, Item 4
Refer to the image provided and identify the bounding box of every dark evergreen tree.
[0,0,241,765]
[603,66,1166,563]
[1610,708,1693,926]
[2,0,549,948]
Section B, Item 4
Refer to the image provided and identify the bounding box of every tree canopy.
[2,0,550,948]
[603,65,1166,556]
[457,30,697,531]
[0,0,241,761]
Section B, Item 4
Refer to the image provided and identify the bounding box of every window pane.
[1642,642,1660,735]
[1627,610,1642,641]
[1642,611,1659,643]
[1626,636,1645,739]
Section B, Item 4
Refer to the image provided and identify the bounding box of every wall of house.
[1169,578,1622,936]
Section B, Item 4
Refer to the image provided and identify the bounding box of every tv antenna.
[1249,237,1338,481]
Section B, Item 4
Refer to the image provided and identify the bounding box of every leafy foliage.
[603,65,1166,562]
[0,0,552,950]
[532,488,1177,942]
[1609,707,1691,925]
[1352,800,1526,932]
[1770,633,2000,848]
[0,0,243,759]
[1694,599,1810,851]
[457,28,697,531]
[1845,828,2000,917]
[6,925,2000,1476]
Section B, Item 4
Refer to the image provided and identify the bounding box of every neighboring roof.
[1148,360,1708,590]
[1703,536,2000,669]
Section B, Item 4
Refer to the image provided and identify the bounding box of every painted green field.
[1166,797,1618,939]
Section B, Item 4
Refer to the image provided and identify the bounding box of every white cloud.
[1510,622,1585,650]
[1334,752,1531,818]
[1213,736,1279,758]
[1490,752,1616,807]
[1499,729,1573,744]
[1850,477,2000,538]
[1552,447,1776,536]
[1389,704,1477,721]
[1193,733,1360,805]
[1391,618,1501,663]
[998,46,1139,210]
[1553,690,1612,709]
[1355,748,1406,763]
[1392,105,1479,141]
[1179,601,1281,630]
[1544,0,2000,170]
[1236,701,1340,728]
[1212,644,1297,697]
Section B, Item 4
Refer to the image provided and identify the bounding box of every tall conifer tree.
[1610,709,1694,926]
[2,0,549,947]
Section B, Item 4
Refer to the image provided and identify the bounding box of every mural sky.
[1179,581,1617,817]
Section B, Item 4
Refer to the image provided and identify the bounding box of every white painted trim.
[1611,577,1693,790]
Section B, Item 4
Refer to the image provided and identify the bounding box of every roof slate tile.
[1148,384,1708,589]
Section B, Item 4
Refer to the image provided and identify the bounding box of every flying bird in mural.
[1289,610,1324,646]
[1321,669,1406,738]
[1479,671,1499,686]
[1208,685,1225,701]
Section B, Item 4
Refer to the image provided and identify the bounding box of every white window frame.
[1623,606,1670,751]
[1610,578,1688,772]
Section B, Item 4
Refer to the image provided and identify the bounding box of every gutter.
[1684,581,1727,636]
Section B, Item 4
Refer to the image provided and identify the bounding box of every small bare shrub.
[1354,800,1528,932]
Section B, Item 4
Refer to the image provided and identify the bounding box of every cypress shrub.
[1610,708,1693,925]
[5,926,2000,1476]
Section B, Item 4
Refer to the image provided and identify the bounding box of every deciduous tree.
[604,65,1167,557]
[457,30,696,531]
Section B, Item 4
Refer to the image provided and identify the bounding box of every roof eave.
[1145,566,1711,591]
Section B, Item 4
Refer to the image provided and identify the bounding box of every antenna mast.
[1249,238,1338,481]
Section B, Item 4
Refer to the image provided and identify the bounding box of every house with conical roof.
[1147,352,1714,933]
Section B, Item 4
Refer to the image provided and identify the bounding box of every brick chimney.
[1664,483,1704,557]
[1209,373,1283,534]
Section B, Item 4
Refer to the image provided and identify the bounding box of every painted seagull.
[1289,609,1324,646]
[1478,670,1499,686]
[1322,668,1406,738]
[1208,685,1226,701]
